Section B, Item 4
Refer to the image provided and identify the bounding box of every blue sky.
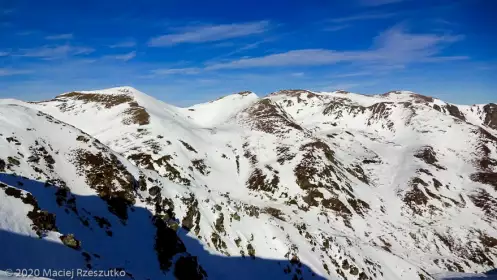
[0,0,495,106]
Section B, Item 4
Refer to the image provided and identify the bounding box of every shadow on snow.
[0,173,326,280]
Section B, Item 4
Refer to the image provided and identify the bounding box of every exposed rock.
[470,172,497,189]
[414,146,446,170]
[444,104,466,121]
[483,103,497,129]
[60,234,81,250]
[179,140,198,153]
[72,150,136,222]
[242,99,303,134]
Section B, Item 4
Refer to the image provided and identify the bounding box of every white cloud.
[148,21,269,47]
[0,68,32,76]
[206,49,347,70]
[19,45,94,60]
[205,26,467,70]
[0,51,9,56]
[109,41,136,48]
[45,33,73,40]
[330,13,396,23]
[150,67,201,75]
[104,51,136,61]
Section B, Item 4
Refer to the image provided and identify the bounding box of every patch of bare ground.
[122,101,150,125]
[56,92,133,108]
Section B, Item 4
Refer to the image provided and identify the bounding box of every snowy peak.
[380,90,435,103]
[182,90,258,127]
[59,86,143,97]
[269,89,316,97]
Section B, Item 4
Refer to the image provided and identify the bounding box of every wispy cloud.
[213,42,237,48]
[1,8,15,15]
[150,67,201,76]
[19,45,94,60]
[323,25,351,32]
[109,41,136,48]
[104,51,136,61]
[0,51,9,56]
[330,12,396,23]
[0,68,32,76]
[332,71,372,78]
[319,83,361,91]
[148,21,270,47]
[358,0,406,6]
[17,31,34,36]
[45,33,73,40]
[291,72,305,77]
[205,25,466,70]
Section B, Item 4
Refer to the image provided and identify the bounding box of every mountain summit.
[1,87,496,280]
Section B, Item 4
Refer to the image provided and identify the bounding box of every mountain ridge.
[1,86,497,280]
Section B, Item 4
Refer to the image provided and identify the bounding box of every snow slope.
[1,86,497,280]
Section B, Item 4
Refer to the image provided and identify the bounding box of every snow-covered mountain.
[1,86,496,280]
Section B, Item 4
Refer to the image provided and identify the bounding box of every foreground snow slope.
[1,86,497,279]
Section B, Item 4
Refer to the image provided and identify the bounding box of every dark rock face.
[470,172,497,190]
[444,104,466,121]
[181,195,201,235]
[403,185,429,215]
[414,146,446,170]
[246,168,279,193]
[483,103,497,129]
[72,150,136,222]
[243,99,303,134]
[470,188,497,220]
[152,215,187,271]
[174,256,207,280]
